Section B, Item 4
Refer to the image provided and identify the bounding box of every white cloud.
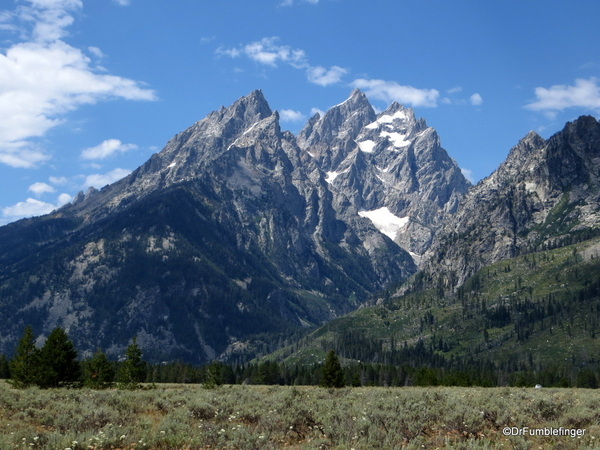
[310,107,325,117]
[0,0,156,168]
[83,167,131,189]
[243,37,307,68]
[280,0,319,5]
[57,193,72,204]
[280,0,293,4]
[200,36,215,44]
[0,145,49,168]
[470,93,483,106]
[461,168,474,183]
[216,37,346,86]
[280,109,306,122]
[88,46,104,58]
[307,66,347,86]
[2,192,72,220]
[525,78,600,113]
[112,0,131,5]
[2,198,56,219]
[447,86,462,94]
[49,175,68,185]
[216,47,241,58]
[28,181,56,196]
[351,78,440,108]
[80,139,138,160]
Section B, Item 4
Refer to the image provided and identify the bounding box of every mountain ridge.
[0,89,469,363]
[415,115,600,291]
[5,90,593,369]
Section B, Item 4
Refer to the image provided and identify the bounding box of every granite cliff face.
[422,115,600,288]
[0,90,469,362]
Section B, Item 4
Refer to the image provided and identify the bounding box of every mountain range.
[0,89,598,368]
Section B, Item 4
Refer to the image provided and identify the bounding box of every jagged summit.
[222,89,273,127]
[297,89,376,164]
[423,114,600,289]
[0,89,476,363]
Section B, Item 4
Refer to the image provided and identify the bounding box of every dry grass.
[1,380,600,449]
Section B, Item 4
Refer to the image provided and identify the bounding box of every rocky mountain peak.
[297,89,376,171]
[228,89,273,125]
[485,130,546,187]
[312,93,470,257]
[422,115,600,290]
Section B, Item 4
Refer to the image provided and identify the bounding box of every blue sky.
[1,0,599,224]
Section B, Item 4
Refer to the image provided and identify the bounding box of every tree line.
[2,326,599,389]
[5,325,146,389]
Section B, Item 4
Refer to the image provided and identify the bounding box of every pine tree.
[37,327,81,388]
[203,361,224,389]
[83,348,115,389]
[8,325,40,388]
[117,337,147,389]
[321,350,345,388]
[0,354,9,379]
[575,369,598,389]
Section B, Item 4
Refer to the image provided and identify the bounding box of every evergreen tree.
[83,348,115,389]
[321,350,345,388]
[203,361,224,389]
[575,369,598,389]
[37,327,81,389]
[8,325,40,388]
[0,354,9,379]
[117,337,147,389]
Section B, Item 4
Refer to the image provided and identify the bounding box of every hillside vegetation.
[269,236,600,383]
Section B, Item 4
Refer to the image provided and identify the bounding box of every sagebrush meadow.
[1,381,600,449]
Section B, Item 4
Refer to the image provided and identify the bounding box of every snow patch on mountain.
[357,140,376,153]
[380,131,410,148]
[325,168,349,184]
[365,110,407,129]
[358,207,409,240]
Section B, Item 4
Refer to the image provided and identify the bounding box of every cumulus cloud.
[351,78,440,108]
[2,192,72,221]
[80,139,138,160]
[216,37,346,87]
[470,93,483,106]
[279,109,306,122]
[49,175,68,185]
[83,167,131,189]
[525,78,600,113]
[28,182,56,196]
[0,0,156,168]
[220,37,307,68]
[307,66,347,86]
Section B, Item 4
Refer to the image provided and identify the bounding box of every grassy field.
[1,381,600,449]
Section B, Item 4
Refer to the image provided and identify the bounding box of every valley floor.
[1,381,600,449]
